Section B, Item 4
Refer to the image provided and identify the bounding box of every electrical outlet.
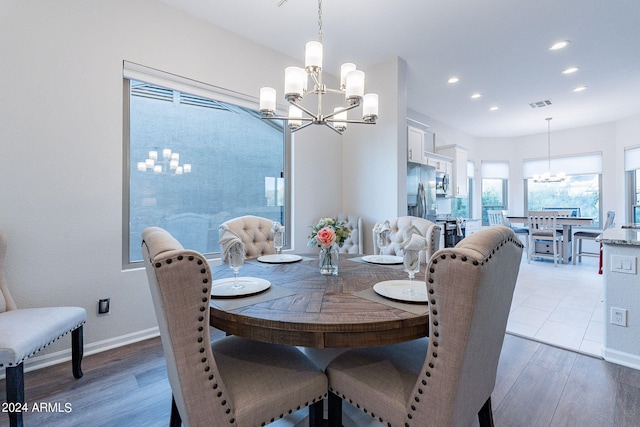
[98,298,110,314]
[611,307,627,327]
[611,255,637,274]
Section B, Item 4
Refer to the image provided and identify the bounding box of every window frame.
[122,64,291,269]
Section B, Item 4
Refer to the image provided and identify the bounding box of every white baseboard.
[603,347,640,370]
[15,327,160,375]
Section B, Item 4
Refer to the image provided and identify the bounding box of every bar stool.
[573,210,615,265]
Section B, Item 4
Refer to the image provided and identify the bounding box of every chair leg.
[170,395,182,427]
[6,363,25,427]
[308,399,324,427]
[478,397,495,427]
[328,391,343,427]
[72,326,84,379]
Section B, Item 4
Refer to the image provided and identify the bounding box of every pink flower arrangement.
[308,217,351,248]
[315,226,337,248]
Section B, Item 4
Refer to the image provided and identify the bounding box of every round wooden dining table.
[209,254,430,349]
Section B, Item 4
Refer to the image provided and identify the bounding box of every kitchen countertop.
[596,227,640,246]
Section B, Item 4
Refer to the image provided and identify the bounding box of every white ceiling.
[158,0,640,137]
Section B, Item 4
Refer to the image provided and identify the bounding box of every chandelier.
[533,117,565,183]
[137,149,192,175]
[259,0,378,134]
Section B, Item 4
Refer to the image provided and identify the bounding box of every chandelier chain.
[317,0,323,42]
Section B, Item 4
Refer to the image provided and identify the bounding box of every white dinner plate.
[373,280,428,303]
[210,277,271,298]
[361,255,404,265]
[257,254,303,264]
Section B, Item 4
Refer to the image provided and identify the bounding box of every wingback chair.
[373,216,441,262]
[335,213,363,254]
[326,226,523,427]
[218,215,277,260]
[141,227,327,427]
[0,232,86,427]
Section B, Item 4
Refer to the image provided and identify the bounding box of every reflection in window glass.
[126,80,286,264]
[526,174,600,227]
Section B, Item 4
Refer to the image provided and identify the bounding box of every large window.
[481,161,509,225]
[524,153,601,227]
[123,64,289,265]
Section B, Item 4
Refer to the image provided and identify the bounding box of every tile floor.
[507,253,604,357]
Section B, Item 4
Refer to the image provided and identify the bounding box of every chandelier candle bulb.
[145,158,154,169]
[259,87,277,114]
[305,41,323,72]
[153,165,162,173]
[363,93,379,121]
[162,148,171,159]
[137,162,146,172]
[345,70,365,103]
[284,66,305,99]
[148,150,158,161]
[183,164,191,173]
[176,166,183,174]
[333,107,347,132]
[288,105,302,129]
[340,63,357,89]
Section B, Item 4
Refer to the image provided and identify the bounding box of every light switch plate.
[611,255,637,274]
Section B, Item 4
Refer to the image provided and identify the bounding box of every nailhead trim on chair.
[0,320,86,368]
[329,234,522,427]
[155,253,327,426]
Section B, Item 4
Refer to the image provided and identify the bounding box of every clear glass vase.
[319,244,339,276]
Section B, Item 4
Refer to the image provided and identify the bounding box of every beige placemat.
[348,257,405,270]
[211,284,296,311]
[354,288,429,315]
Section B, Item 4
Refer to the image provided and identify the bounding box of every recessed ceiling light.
[489,106,499,111]
[550,40,570,50]
[573,85,588,92]
[471,93,482,99]
[447,77,459,84]
[562,67,579,74]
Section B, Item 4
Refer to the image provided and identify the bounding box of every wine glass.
[273,230,284,255]
[402,249,422,296]
[228,243,245,290]
[375,229,389,258]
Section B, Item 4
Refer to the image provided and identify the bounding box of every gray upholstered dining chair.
[141,227,327,427]
[325,226,523,427]
[373,216,441,262]
[218,215,277,260]
[0,232,86,427]
[334,213,363,254]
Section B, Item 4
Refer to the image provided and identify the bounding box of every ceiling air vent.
[529,100,553,109]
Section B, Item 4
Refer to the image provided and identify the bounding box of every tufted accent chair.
[334,213,363,254]
[373,216,441,262]
[0,232,86,427]
[141,227,327,427]
[218,215,277,260]
[326,226,523,427]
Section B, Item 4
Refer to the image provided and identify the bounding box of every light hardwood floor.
[1,328,640,427]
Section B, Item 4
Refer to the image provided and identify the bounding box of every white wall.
[342,57,407,254]
[0,0,343,362]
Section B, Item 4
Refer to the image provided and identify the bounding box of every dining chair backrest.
[334,213,363,254]
[486,210,506,227]
[528,210,559,234]
[375,216,441,262]
[218,215,276,260]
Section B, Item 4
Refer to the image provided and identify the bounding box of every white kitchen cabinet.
[424,154,452,174]
[407,126,424,163]
[436,144,468,198]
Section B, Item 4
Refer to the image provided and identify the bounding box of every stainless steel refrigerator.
[407,163,437,221]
